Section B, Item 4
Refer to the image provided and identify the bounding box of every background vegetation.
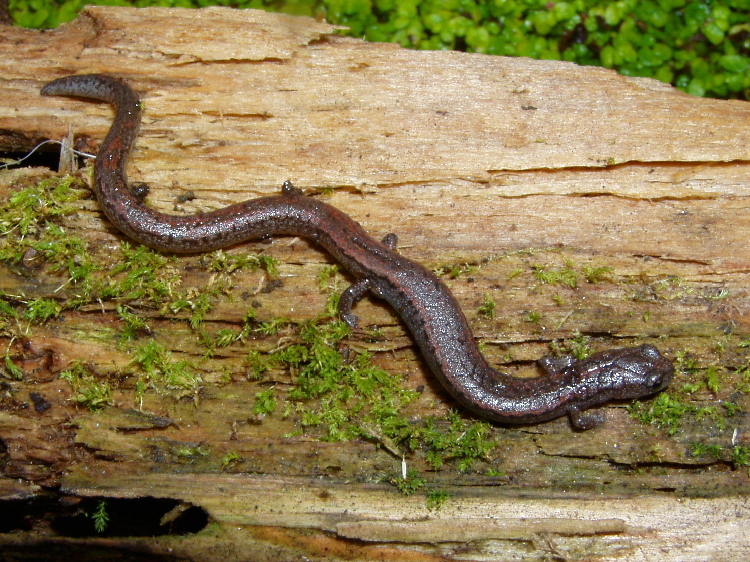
[8,0,750,99]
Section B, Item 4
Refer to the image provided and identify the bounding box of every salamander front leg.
[539,353,605,430]
[567,407,605,430]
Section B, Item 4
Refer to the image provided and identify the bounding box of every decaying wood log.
[1,6,749,560]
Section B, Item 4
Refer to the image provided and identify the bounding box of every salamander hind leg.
[338,279,373,329]
[381,233,398,249]
[131,182,150,202]
[538,354,576,376]
[338,234,397,329]
[281,180,303,197]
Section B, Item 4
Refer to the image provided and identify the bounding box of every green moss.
[416,411,495,471]
[174,444,210,458]
[690,441,724,460]
[116,304,152,341]
[731,445,750,468]
[634,276,694,303]
[266,319,417,441]
[629,339,750,436]
[221,451,241,469]
[524,310,541,323]
[704,365,721,393]
[59,363,113,411]
[582,265,614,284]
[104,243,177,302]
[477,293,496,318]
[0,177,97,302]
[438,262,475,280]
[255,316,293,335]
[23,297,63,322]
[4,352,24,380]
[252,387,277,415]
[692,443,750,473]
[532,263,578,288]
[0,176,87,239]
[90,500,109,534]
[723,401,741,416]
[549,333,592,360]
[0,292,18,321]
[628,391,693,435]
[391,468,426,495]
[235,303,498,470]
[1,173,284,368]
[426,489,450,510]
[132,339,203,401]
[208,249,277,276]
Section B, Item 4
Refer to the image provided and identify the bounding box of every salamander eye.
[645,367,673,391]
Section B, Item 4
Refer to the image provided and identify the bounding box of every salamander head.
[586,344,674,401]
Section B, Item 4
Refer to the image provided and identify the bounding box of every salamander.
[41,74,674,429]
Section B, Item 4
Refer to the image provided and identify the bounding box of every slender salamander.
[41,74,674,429]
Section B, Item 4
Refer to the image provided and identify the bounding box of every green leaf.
[686,77,706,97]
[600,44,617,68]
[719,54,749,74]
[702,21,725,45]
[636,1,669,27]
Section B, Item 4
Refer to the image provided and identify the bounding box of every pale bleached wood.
[59,470,750,560]
[1,7,750,561]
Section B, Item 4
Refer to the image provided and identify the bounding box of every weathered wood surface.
[1,6,750,561]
